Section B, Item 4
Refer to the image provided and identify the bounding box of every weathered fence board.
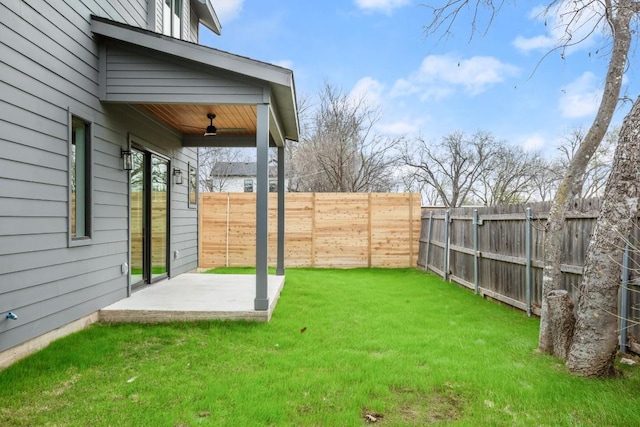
[419,199,640,353]
[200,192,421,269]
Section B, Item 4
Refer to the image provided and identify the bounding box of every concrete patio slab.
[99,274,285,323]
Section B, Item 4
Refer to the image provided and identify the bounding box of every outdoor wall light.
[173,168,183,185]
[204,113,217,136]
[121,149,133,171]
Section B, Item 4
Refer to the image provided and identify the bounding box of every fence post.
[473,209,479,295]
[409,194,415,266]
[525,207,532,317]
[425,211,433,272]
[443,210,450,282]
[311,193,316,268]
[367,193,372,268]
[620,242,630,353]
[226,193,230,267]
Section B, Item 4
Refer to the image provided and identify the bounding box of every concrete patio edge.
[99,274,285,323]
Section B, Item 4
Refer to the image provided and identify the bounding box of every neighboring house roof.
[211,162,278,177]
[90,15,299,144]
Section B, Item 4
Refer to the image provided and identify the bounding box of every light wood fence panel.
[199,193,230,267]
[281,193,314,267]
[199,193,421,269]
[313,193,370,268]
[370,193,421,268]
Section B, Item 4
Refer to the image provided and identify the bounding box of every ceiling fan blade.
[180,124,248,132]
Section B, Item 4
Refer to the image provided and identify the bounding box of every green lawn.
[1,268,639,426]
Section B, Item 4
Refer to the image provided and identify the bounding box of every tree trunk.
[538,5,634,353]
[567,95,640,377]
[547,290,575,360]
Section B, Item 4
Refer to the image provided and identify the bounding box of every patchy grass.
[0,268,639,426]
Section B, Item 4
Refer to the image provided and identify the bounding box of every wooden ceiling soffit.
[136,104,257,136]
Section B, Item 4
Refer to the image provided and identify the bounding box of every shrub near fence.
[199,192,421,269]
[418,198,640,353]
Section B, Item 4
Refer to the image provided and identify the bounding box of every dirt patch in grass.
[43,368,81,397]
[384,384,465,425]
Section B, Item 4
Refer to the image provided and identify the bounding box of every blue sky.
[201,0,638,156]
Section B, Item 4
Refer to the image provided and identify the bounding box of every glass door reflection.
[150,155,168,281]
[130,149,145,287]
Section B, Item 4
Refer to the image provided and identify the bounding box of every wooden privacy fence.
[418,199,640,353]
[199,193,421,269]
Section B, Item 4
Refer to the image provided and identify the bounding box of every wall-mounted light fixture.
[121,149,133,171]
[204,113,217,136]
[173,168,183,185]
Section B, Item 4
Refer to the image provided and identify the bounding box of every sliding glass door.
[130,147,169,289]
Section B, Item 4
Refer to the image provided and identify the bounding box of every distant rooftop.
[210,162,278,177]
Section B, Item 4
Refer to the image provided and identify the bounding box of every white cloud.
[512,35,554,52]
[391,54,519,100]
[384,118,424,135]
[354,0,411,14]
[213,0,244,24]
[559,72,601,118]
[349,77,385,107]
[389,78,420,97]
[513,0,605,54]
[520,134,546,152]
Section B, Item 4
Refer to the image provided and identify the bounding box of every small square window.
[69,115,92,244]
[244,179,254,193]
[269,180,278,193]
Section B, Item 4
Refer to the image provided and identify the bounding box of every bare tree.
[400,130,499,207]
[423,0,639,376]
[551,127,618,199]
[529,161,559,203]
[290,84,399,192]
[284,93,311,192]
[471,145,547,206]
[525,128,617,203]
[399,170,443,205]
[567,95,640,376]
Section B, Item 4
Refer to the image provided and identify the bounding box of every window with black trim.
[188,163,197,208]
[244,179,254,193]
[269,179,278,193]
[163,0,182,37]
[70,115,92,242]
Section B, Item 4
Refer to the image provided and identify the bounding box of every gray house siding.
[103,44,266,104]
[0,0,199,354]
[189,6,199,42]
[170,149,199,275]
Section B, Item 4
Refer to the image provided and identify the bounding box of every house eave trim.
[91,16,291,87]
[193,0,222,35]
